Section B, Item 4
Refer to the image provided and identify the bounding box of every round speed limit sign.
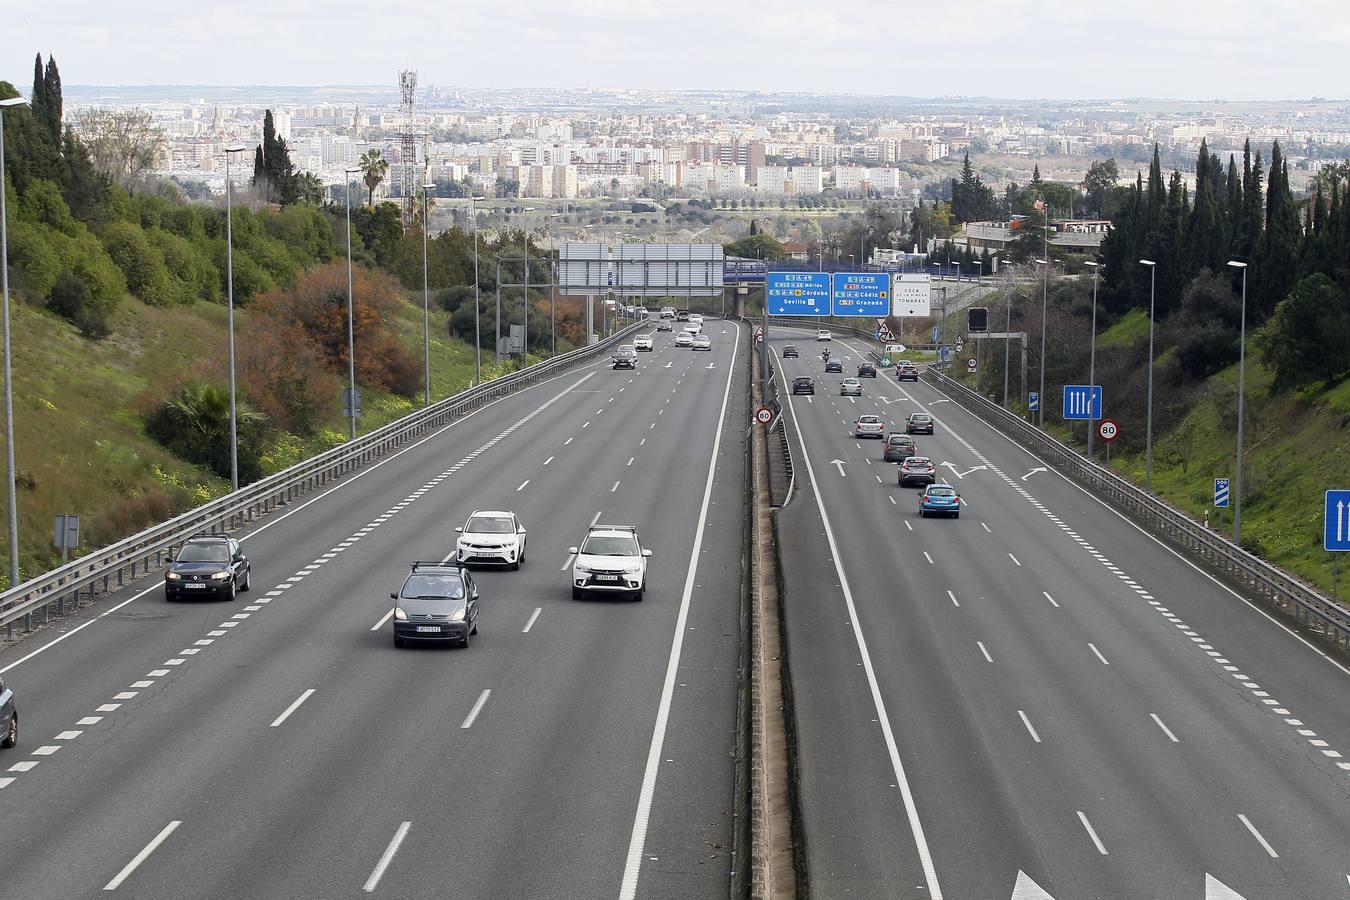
[1097,418,1120,442]
[755,406,773,426]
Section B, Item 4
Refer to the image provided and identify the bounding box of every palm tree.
[359,149,389,207]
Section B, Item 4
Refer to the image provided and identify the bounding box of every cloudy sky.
[5,0,1348,99]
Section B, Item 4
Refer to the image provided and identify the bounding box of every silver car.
[840,378,862,397]
[854,415,885,438]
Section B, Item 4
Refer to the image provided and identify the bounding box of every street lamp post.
[0,96,29,588]
[521,206,536,365]
[1084,260,1101,459]
[223,143,248,491]
[1139,259,1158,491]
[420,183,437,406]
[548,213,563,355]
[1228,260,1249,544]
[343,166,362,440]
[1034,258,1050,428]
[1002,265,1013,408]
[470,196,485,383]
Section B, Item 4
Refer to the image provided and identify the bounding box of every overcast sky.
[6,0,1348,100]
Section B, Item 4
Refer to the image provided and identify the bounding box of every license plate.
[415,626,441,633]
[184,583,207,589]
[595,574,620,582]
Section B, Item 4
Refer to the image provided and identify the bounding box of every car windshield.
[465,516,513,534]
[928,487,956,497]
[581,536,639,556]
[638,334,651,340]
[401,573,465,599]
[619,345,634,353]
[177,543,229,563]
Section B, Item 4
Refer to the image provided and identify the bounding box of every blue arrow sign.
[1028,391,1039,412]
[766,271,830,316]
[831,272,890,317]
[1325,490,1350,551]
[1062,385,1102,420]
[1215,478,1231,509]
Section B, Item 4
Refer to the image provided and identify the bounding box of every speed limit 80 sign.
[1097,418,1120,442]
[755,406,773,426]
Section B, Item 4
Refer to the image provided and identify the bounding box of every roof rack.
[589,524,637,533]
[410,560,461,570]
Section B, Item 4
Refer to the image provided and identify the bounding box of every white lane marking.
[516,480,530,492]
[1008,553,1022,566]
[947,590,959,607]
[103,821,181,891]
[611,480,621,493]
[977,641,993,663]
[131,680,154,688]
[1018,710,1042,743]
[522,608,542,633]
[1150,713,1180,743]
[639,438,646,447]
[583,421,591,429]
[888,496,896,505]
[32,745,60,756]
[627,457,635,467]
[56,730,82,740]
[1043,591,1060,608]
[904,520,913,531]
[1077,811,1108,855]
[561,554,576,571]
[923,551,934,565]
[0,777,13,789]
[590,510,603,527]
[270,689,316,728]
[362,822,412,893]
[77,717,102,725]
[544,456,554,466]
[1238,814,1279,857]
[114,692,138,700]
[1088,643,1111,665]
[97,704,121,712]
[776,353,944,900]
[619,320,742,900]
[565,437,574,445]
[461,690,491,729]
[8,760,38,772]
[980,522,991,533]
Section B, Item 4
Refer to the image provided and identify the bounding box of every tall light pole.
[1139,259,1158,491]
[470,196,485,383]
[547,213,563,355]
[1002,264,1013,408]
[1084,260,1101,459]
[223,143,248,491]
[420,182,436,406]
[0,96,29,588]
[343,166,362,440]
[1034,258,1050,428]
[521,206,536,365]
[1228,260,1249,544]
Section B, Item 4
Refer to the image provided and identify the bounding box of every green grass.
[1095,308,1150,349]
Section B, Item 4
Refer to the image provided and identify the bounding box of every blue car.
[919,483,961,518]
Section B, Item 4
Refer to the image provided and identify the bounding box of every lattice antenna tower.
[399,69,418,227]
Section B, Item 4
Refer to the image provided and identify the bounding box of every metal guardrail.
[1,324,641,639]
[923,365,1350,648]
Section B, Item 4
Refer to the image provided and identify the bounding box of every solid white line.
[947,590,959,607]
[619,321,741,900]
[1018,710,1042,743]
[1078,811,1109,855]
[1088,643,1110,666]
[1043,591,1060,608]
[370,609,394,631]
[1150,713,1180,743]
[516,480,530,492]
[776,351,944,900]
[270,689,316,728]
[521,608,542,633]
[362,821,411,892]
[977,641,993,663]
[1238,814,1279,857]
[461,690,491,729]
[103,821,181,890]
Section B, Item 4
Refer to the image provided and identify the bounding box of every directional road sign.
[831,272,890,317]
[1097,418,1119,442]
[1062,385,1102,420]
[1028,391,1039,412]
[766,271,830,316]
[1214,478,1230,509]
[1325,490,1350,550]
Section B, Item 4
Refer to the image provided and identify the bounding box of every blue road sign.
[1062,385,1102,420]
[1028,391,1040,412]
[1325,490,1350,551]
[1215,478,1231,509]
[831,272,890,317]
[940,346,951,364]
[766,271,830,316]
[932,325,941,343]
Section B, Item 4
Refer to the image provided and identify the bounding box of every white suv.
[569,525,652,600]
[455,510,527,568]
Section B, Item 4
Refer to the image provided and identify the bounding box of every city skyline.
[7,0,1350,100]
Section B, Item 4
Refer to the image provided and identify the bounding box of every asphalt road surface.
[0,322,747,900]
[772,328,1350,900]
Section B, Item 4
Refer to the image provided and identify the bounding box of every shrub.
[144,381,270,483]
[45,269,112,338]
[7,220,62,300]
[101,220,172,305]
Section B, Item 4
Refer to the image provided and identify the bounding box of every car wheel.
[920,509,927,518]
[511,558,520,571]
[394,636,405,648]
[952,511,960,519]
[240,567,252,592]
[634,586,645,602]
[227,578,237,602]
[2,712,16,749]
[460,632,471,649]
[572,587,584,600]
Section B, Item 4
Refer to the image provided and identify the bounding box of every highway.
[771,328,1350,900]
[0,321,746,899]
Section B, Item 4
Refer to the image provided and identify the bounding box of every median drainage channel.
[744,338,805,898]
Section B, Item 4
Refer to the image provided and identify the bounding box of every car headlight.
[449,608,466,622]
[165,572,181,581]
[622,563,642,574]
[394,607,408,621]
[210,571,232,581]
[574,563,592,573]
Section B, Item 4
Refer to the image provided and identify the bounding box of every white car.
[633,334,654,351]
[840,378,862,396]
[816,329,832,341]
[570,524,652,600]
[675,331,694,348]
[660,307,676,319]
[854,415,885,438]
[683,319,702,334]
[455,510,527,569]
[691,333,712,351]
[637,307,650,319]
[689,314,704,327]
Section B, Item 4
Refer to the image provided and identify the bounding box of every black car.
[907,412,935,434]
[676,310,691,322]
[791,376,815,395]
[165,535,251,601]
[782,345,799,359]
[883,433,917,462]
[391,561,480,648]
[1,677,16,750]
[824,359,843,374]
[897,364,919,382]
[857,363,877,377]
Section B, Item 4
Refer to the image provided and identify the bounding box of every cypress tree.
[30,54,47,130]
[1185,140,1219,277]
[42,56,62,143]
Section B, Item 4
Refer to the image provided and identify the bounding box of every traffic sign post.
[1325,489,1350,601]
[831,272,890,317]
[766,272,830,316]
[1062,385,1102,420]
[1215,478,1231,508]
[1028,391,1040,413]
[1097,419,1119,442]
[755,406,774,426]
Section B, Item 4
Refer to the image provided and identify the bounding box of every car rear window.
[928,487,956,497]
[910,414,931,422]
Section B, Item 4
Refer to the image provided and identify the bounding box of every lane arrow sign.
[664,361,674,368]
[830,459,847,477]
[1204,873,1249,899]
[1011,870,1057,899]
[706,362,716,369]
[941,462,988,479]
[1021,467,1048,480]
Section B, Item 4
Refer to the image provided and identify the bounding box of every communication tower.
[399,69,418,227]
